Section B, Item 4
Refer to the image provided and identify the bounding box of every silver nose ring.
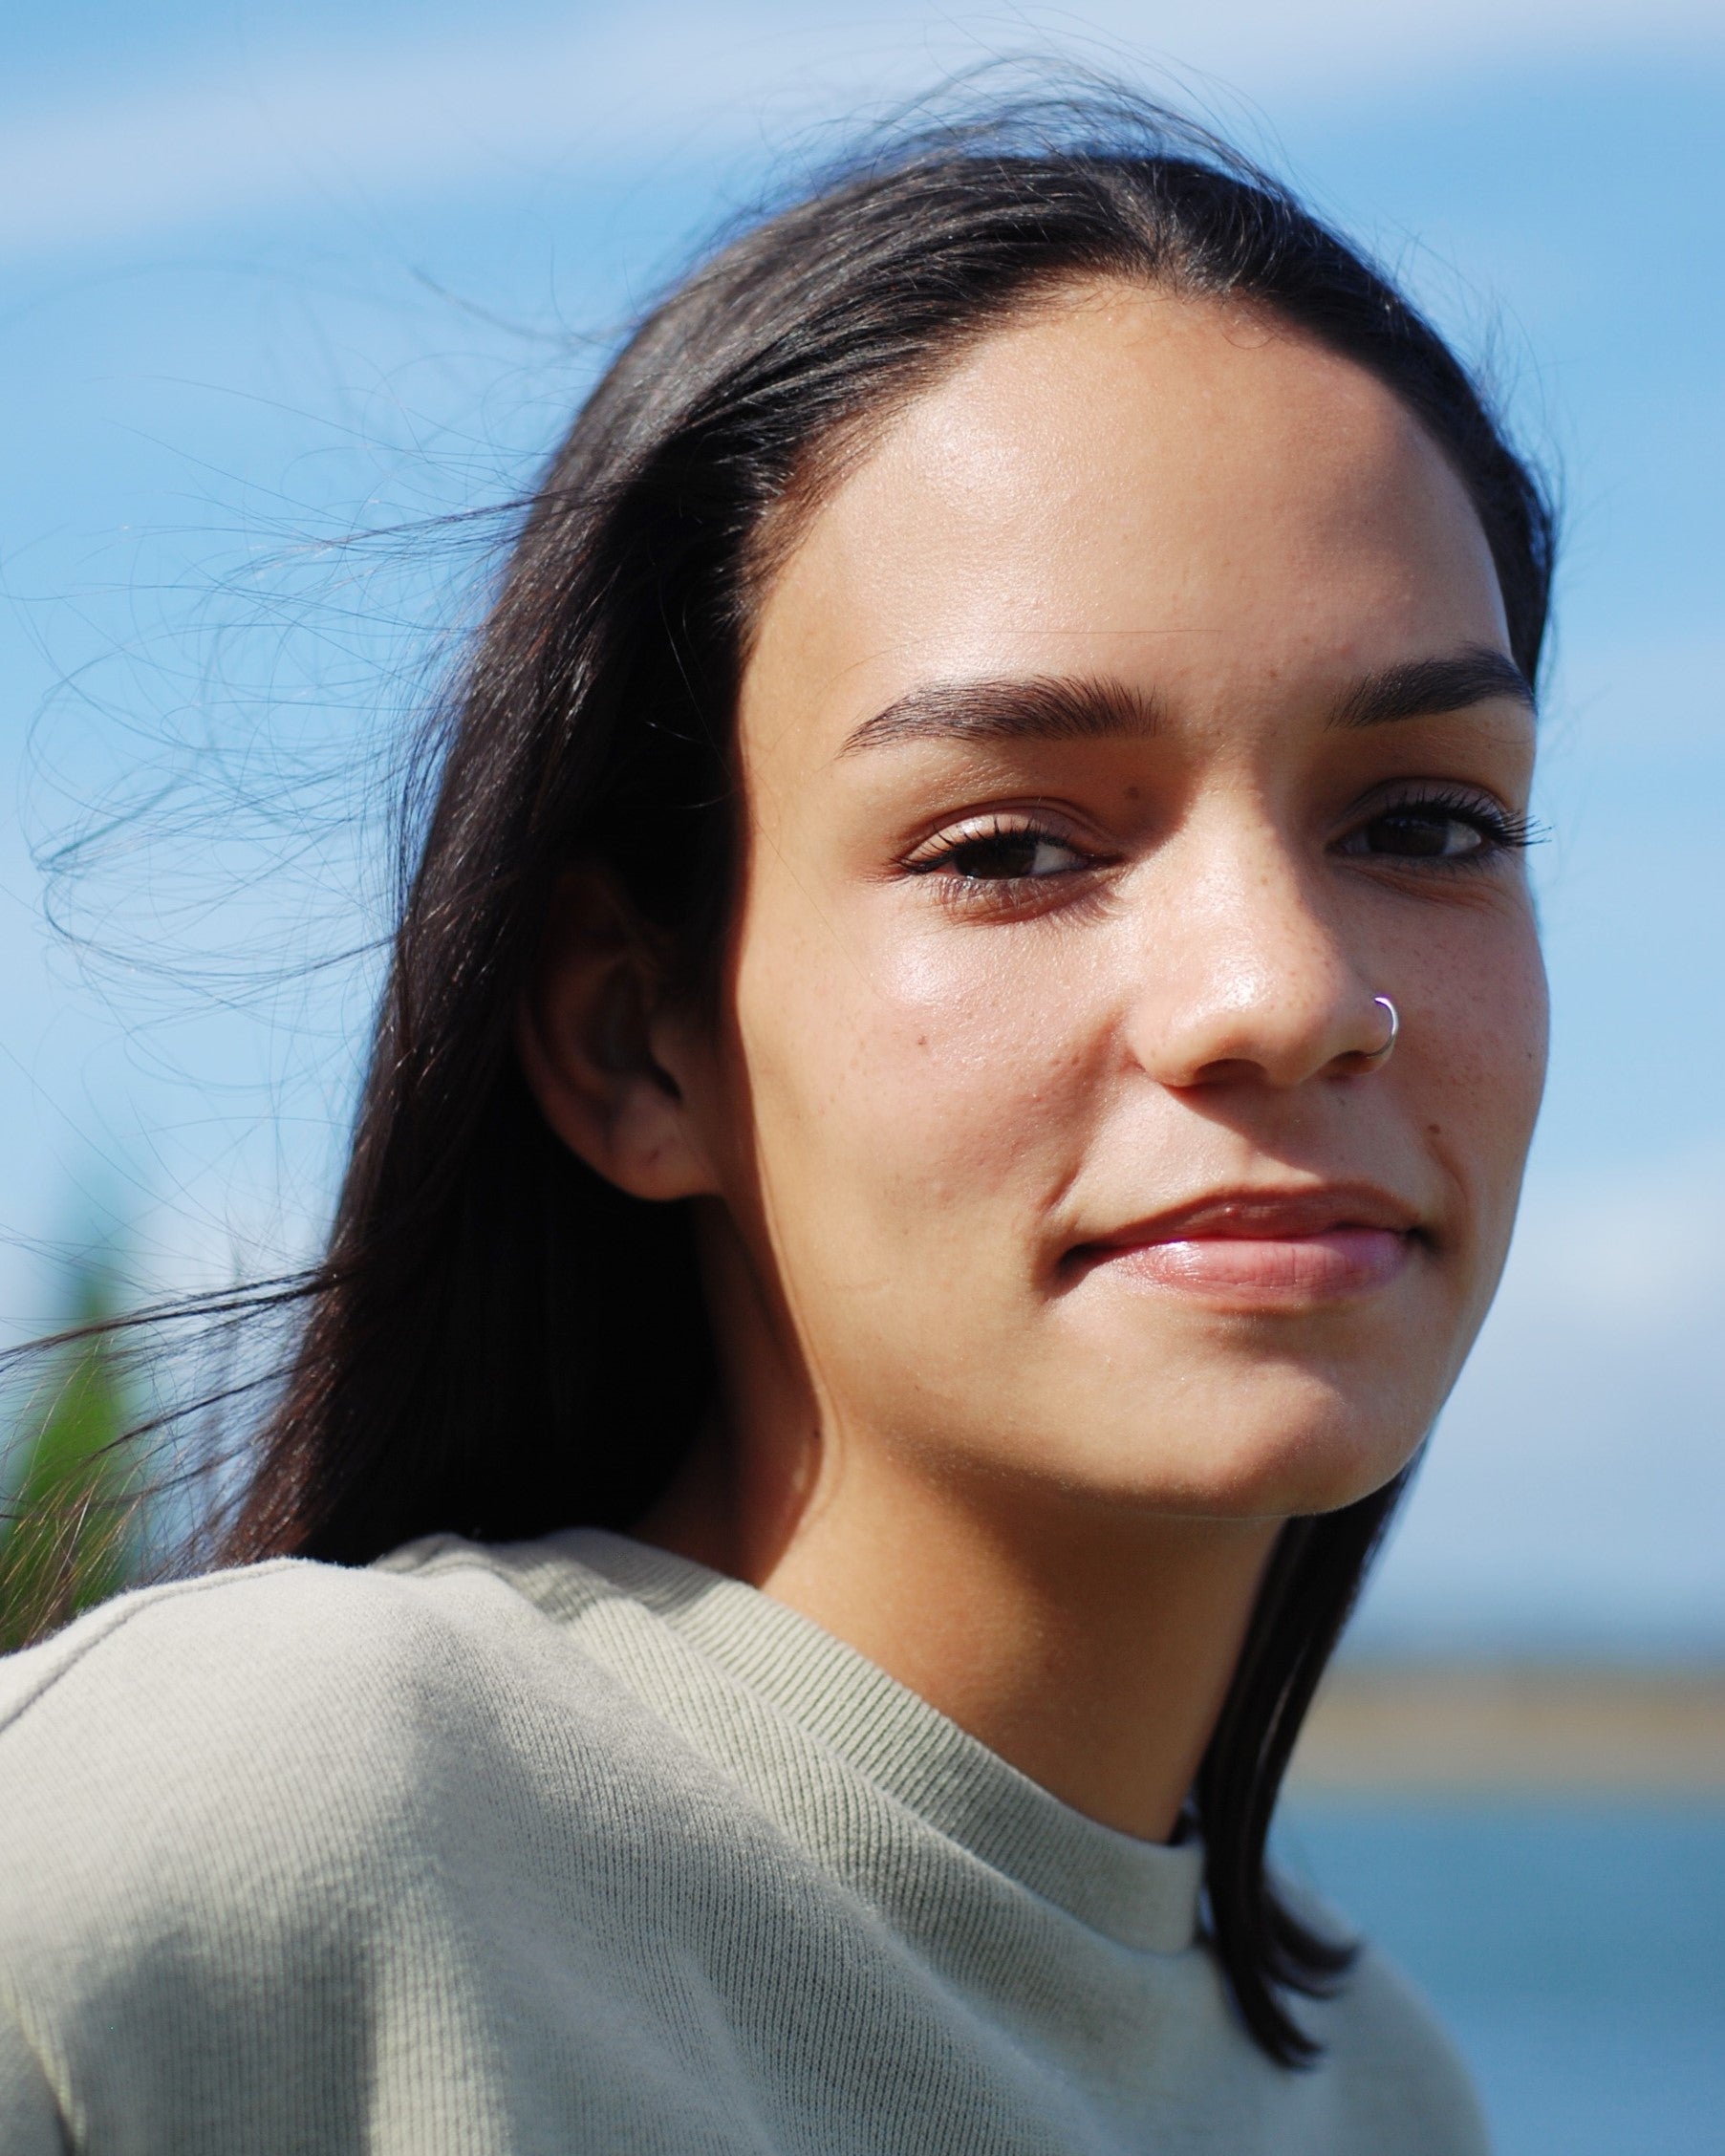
[1358,994,1399,1068]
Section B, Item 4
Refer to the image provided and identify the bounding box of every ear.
[516,868,720,1202]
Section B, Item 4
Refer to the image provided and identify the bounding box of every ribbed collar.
[550,1528,1203,1955]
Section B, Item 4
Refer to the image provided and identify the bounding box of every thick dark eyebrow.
[1328,646,1535,729]
[839,675,1160,758]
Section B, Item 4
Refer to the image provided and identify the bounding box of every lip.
[1066,1184,1422,1306]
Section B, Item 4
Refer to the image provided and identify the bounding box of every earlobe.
[515,870,719,1203]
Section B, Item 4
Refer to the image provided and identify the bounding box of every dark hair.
[20,91,1556,2063]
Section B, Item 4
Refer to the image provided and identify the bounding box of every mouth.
[1065,1186,1422,1306]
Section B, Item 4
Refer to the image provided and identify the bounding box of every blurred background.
[2,2,1721,2147]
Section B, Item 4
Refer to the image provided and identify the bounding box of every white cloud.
[1351,1140,1725,1655]
[3,0,1723,255]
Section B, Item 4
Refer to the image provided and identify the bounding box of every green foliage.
[0,1256,138,1652]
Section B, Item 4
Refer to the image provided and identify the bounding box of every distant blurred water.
[1282,1802,1725,2156]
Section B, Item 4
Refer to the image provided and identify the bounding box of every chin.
[1035,1376,1429,1522]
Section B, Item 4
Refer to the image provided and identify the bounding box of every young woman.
[0,98,1550,2153]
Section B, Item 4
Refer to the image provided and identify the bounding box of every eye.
[1337,790,1538,865]
[907,818,1092,883]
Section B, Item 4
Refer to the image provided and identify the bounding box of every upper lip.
[1074,1183,1421,1252]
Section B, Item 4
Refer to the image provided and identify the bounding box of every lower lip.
[1084,1228,1411,1301]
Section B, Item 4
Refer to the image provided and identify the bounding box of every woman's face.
[687,280,1546,1520]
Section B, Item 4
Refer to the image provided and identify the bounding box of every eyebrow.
[1328,646,1535,729]
[839,676,1160,758]
[838,643,1535,760]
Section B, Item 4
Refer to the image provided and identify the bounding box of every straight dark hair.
[12,90,1554,2065]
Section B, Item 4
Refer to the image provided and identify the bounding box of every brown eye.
[1338,791,1537,865]
[1354,808,1487,859]
[911,822,1091,881]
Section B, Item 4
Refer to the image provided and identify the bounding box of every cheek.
[1419,911,1548,1243]
[1464,921,1547,1121]
[731,904,1102,1253]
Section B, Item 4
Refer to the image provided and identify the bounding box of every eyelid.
[1342,777,1529,824]
[899,804,1105,871]
[1334,781,1543,857]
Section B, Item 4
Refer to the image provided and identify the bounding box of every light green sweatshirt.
[0,1528,1487,2154]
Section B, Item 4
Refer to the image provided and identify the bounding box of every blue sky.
[3,0,1722,1652]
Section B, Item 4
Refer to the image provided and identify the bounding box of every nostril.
[1183,1057,1266,1089]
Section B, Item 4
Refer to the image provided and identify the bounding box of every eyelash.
[901,814,1103,896]
[901,788,1542,905]
[1338,787,1543,864]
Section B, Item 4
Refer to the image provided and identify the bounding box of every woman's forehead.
[738,284,1508,776]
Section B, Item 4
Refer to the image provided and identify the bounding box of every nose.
[1124,823,1386,1092]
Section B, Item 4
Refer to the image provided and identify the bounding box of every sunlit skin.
[520,281,1548,1840]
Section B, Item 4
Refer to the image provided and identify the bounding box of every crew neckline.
[542,1526,1204,1954]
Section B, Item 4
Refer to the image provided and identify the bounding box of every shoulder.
[0,1546,788,2144]
[0,1532,623,1750]
[1306,1933,1490,2156]
[0,1545,527,1779]
[0,1542,677,1960]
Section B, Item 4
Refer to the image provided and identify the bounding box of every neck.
[638,1393,1277,1844]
